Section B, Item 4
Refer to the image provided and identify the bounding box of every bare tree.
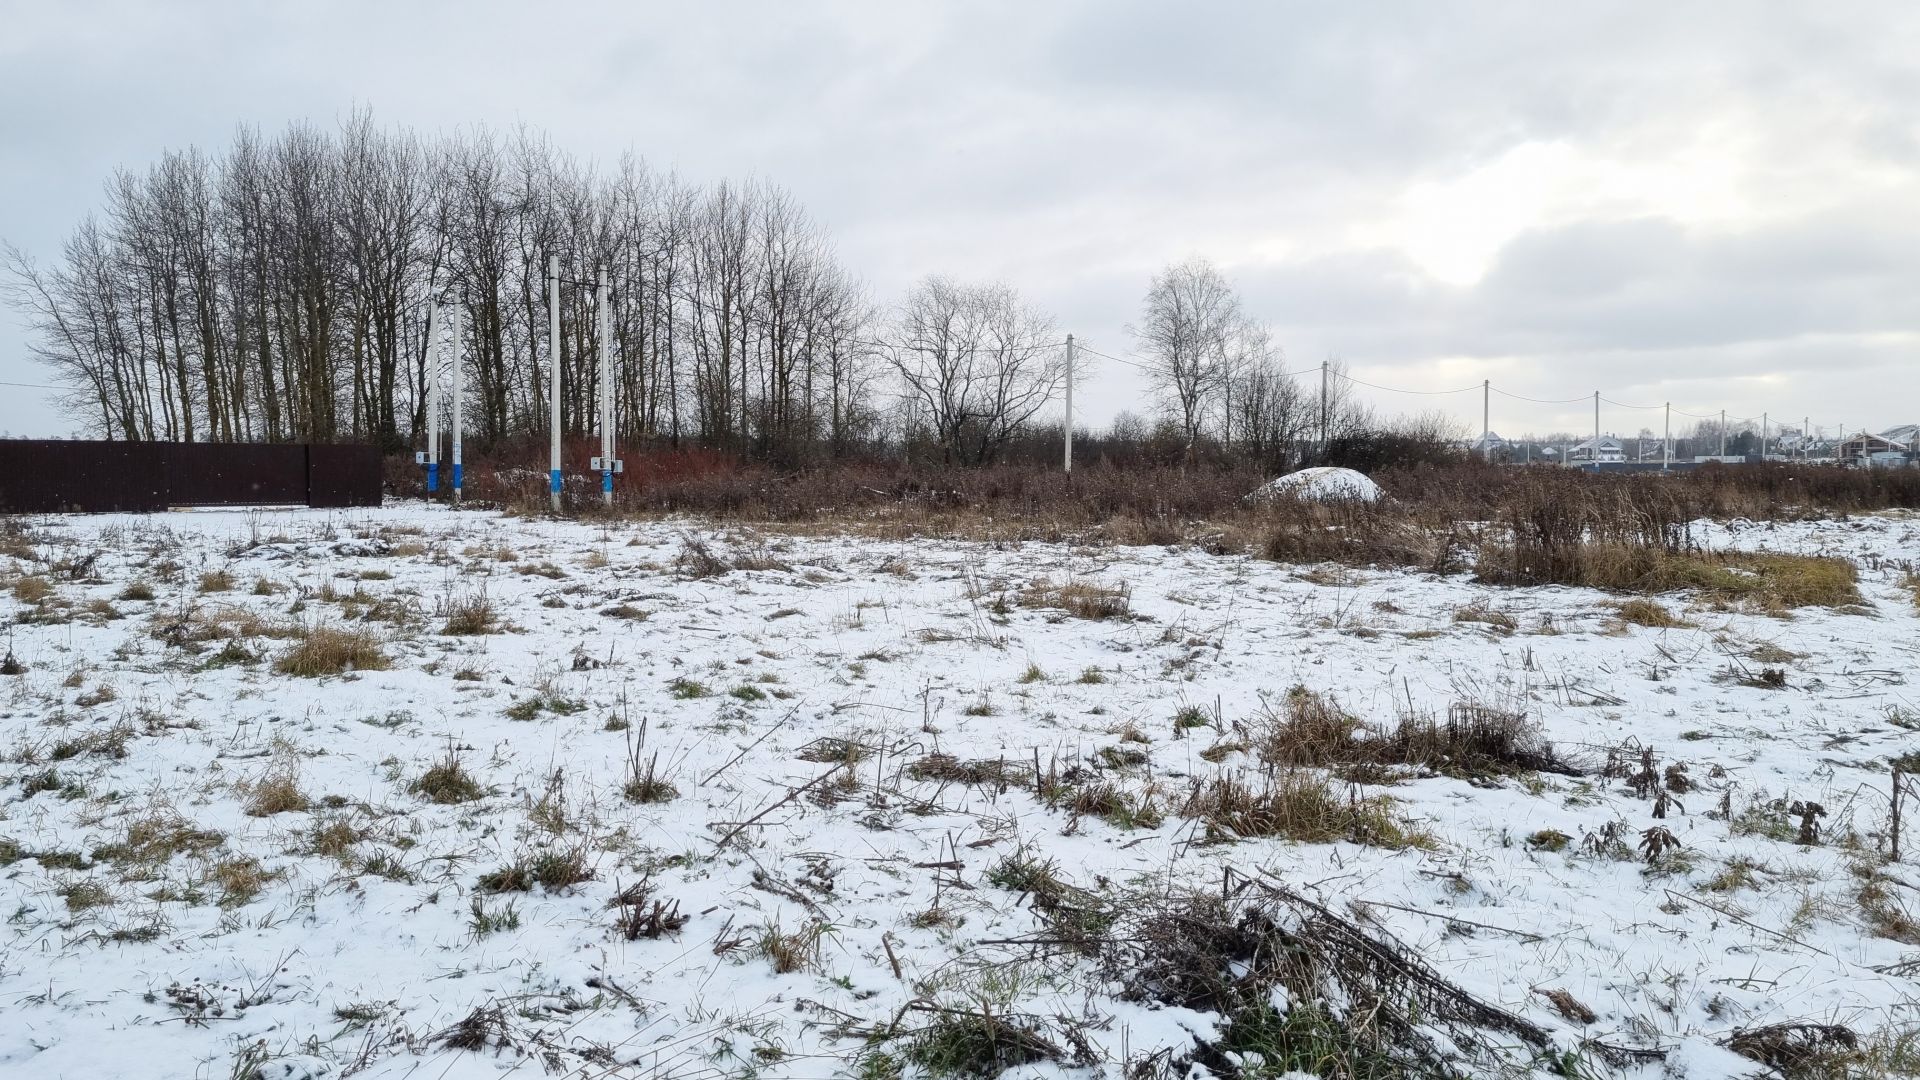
[1131,257,1241,451]
[888,277,1060,466]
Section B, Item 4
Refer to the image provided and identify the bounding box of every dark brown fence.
[0,440,382,514]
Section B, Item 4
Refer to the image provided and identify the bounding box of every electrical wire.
[1490,387,1592,405]
[1335,371,1478,395]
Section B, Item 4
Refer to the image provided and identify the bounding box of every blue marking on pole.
[549,468,563,494]
[452,463,462,490]
[426,462,438,493]
[602,470,613,493]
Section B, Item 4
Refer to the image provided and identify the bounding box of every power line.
[1334,371,1478,396]
[1491,387,1591,405]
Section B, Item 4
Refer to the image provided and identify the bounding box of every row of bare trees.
[2,115,910,460]
[1128,257,1373,472]
[8,115,1394,471]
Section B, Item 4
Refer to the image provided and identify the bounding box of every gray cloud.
[2,0,1916,437]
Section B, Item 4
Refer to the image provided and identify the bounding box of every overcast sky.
[3,1,1917,440]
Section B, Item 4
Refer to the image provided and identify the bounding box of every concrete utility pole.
[598,267,614,507]
[1720,409,1727,457]
[450,300,463,504]
[1762,412,1769,460]
[1319,359,1329,450]
[1593,390,1600,470]
[548,254,562,514]
[1481,379,1490,460]
[1663,402,1671,470]
[1063,334,1074,474]
[425,301,440,494]
[1802,415,1809,462]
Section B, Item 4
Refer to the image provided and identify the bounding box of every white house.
[1468,431,1508,456]
[1566,436,1626,463]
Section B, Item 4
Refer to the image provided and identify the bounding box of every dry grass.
[411,749,484,804]
[274,625,390,677]
[440,589,497,635]
[1252,688,1567,780]
[1180,771,1428,849]
[1019,578,1132,621]
[1614,598,1692,628]
[93,809,224,866]
[244,763,311,817]
[758,920,832,974]
[477,848,593,894]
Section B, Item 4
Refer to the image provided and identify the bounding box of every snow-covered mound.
[1249,466,1382,503]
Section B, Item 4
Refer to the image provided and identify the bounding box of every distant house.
[1468,431,1507,456]
[1566,436,1626,463]
[1878,423,1920,449]
[1839,432,1908,463]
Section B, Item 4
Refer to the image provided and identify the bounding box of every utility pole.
[1761,412,1769,460]
[1319,358,1329,452]
[1592,390,1600,471]
[1663,402,1671,470]
[599,267,614,507]
[1481,379,1490,461]
[1802,415,1808,462]
[425,301,439,495]
[1063,334,1074,474]
[548,254,562,514]
[450,300,464,504]
[1719,409,1727,457]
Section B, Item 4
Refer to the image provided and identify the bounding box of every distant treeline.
[5,113,1404,473]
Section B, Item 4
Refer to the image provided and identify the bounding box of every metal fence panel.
[0,441,383,513]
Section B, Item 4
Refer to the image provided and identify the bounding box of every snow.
[1249,466,1383,503]
[0,503,1915,1078]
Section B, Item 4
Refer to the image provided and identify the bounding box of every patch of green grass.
[477,848,592,894]
[411,751,484,804]
[668,677,711,700]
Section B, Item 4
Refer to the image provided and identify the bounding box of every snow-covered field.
[0,504,1916,1079]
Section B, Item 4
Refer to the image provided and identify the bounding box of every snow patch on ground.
[1249,466,1383,503]
[0,504,1914,1078]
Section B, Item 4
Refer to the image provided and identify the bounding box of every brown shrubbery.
[393,450,1895,606]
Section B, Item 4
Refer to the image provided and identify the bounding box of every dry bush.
[275,625,390,677]
[675,537,732,579]
[197,570,235,593]
[1105,879,1588,1079]
[609,880,688,940]
[1254,688,1366,767]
